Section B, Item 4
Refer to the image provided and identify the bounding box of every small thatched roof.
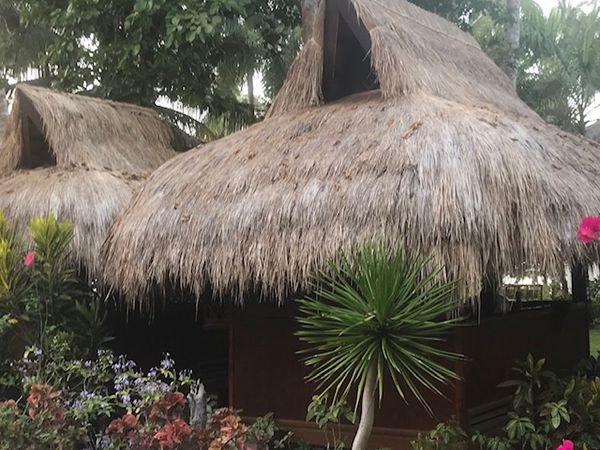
[0,84,176,274]
[102,0,600,307]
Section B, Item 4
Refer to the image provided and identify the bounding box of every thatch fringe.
[102,90,600,308]
[100,0,600,308]
[0,168,143,275]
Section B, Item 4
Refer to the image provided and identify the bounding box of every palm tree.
[297,245,463,450]
[0,88,7,138]
[505,0,522,85]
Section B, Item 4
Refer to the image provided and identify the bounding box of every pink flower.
[577,216,600,243]
[24,252,35,267]
[557,440,574,450]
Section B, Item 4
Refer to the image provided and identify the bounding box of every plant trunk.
[352,359,377,450]
[0,89,7,138]
[247,69,255,119]
[505,0,521,86]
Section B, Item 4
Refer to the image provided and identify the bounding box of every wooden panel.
[230,301,589,449]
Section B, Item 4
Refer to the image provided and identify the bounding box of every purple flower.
[121,394,131,406]
[160,354,175,369]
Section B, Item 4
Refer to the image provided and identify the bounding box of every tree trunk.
[247,69,255,119]
[505,0,522,86]
[352,359,377,450]
[0,89,7,139]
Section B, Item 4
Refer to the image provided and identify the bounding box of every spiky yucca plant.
[297,245,463,450]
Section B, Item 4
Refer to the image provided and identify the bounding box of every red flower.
[24,251,35,267]
[577,216,600,243]
[154,418,192,448]
[108,413,139,438]
[557,440,574,450]
[26,384,63,420]
[149,392,187,424]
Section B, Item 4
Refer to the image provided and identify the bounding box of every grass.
[590,327,600,356]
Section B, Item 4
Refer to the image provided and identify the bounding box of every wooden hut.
[103,0,600,447]
[0,84,176,275]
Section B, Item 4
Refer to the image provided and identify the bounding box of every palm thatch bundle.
[0,84,176,275]
[103,0,600,307]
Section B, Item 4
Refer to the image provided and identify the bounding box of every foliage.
[0,211,112,399]
[412,354,600,450]
[0,384,87,449]
[411,419,467,450]
[469,0,600,134]
[297,245,463,449]
[306,394,356,450]
[588,279,600,324]
[0,0,55,83]
[3,0,300,137]
[297,245,463,413]
[517,0,600,134]
[408,0,503,31]
[0,342,298,450]
[0,212,112,371]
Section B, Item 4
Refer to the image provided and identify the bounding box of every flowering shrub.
[0,212,113,370]
[557,440,574,450]
[0,384,87,449]
[0,343,295,449]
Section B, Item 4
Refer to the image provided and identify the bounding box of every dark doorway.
[19,115,56,169]
[322,0,379,102]
[108,301,229,407]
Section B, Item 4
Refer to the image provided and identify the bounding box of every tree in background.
[0,0,55,85]
[2,0,599,138]
[1,0,300,140]
[518,0,600,134]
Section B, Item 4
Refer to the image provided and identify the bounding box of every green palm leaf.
[296,244,464,416]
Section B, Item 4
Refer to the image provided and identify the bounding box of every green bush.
[0,342,301,450]
[411,354,600,450]
[0,212,112,366]
[589,279,600,324]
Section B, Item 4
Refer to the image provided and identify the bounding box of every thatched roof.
[102,0,600,307]
[0,84,176,274]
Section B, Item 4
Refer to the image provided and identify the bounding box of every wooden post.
[480,278,498,317]
[0,88,7,138]
[571,264,588,303]
[571,263,590,357]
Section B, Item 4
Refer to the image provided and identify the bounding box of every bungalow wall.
[230,301,589,449]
